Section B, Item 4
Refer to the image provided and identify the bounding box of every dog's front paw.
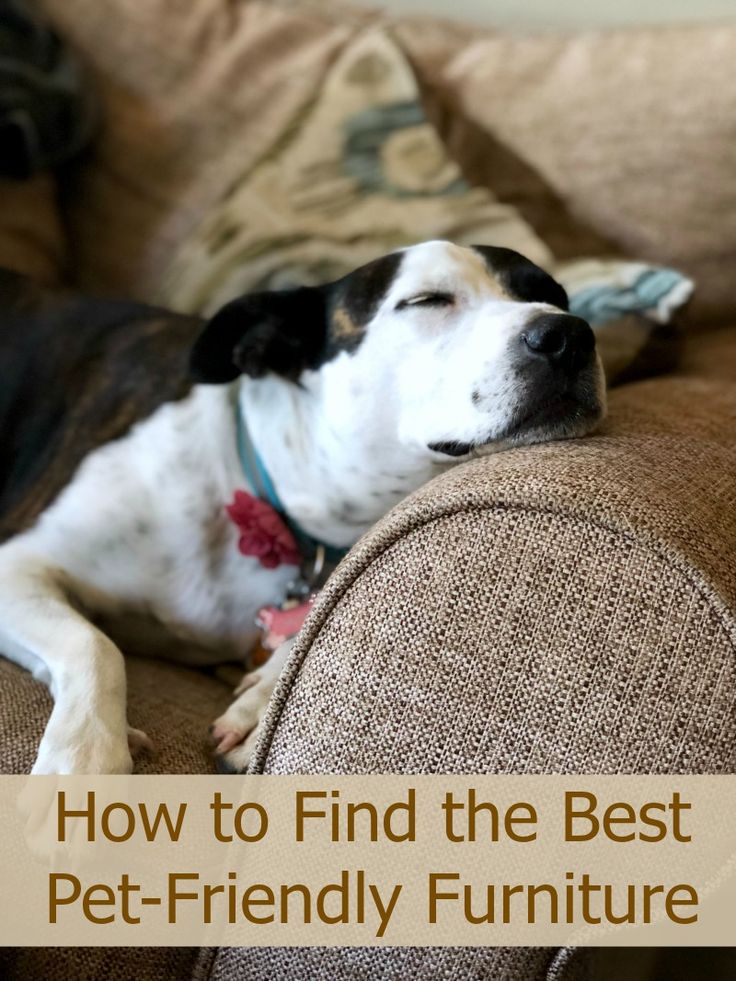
[31,719,145,775]
[210,674,276,773]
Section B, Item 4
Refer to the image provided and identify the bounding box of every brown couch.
[1,1,735,978]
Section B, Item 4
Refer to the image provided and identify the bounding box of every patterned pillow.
[159,27,693,385]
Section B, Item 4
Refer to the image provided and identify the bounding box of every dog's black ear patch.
[190,286,328,383]
[472,245,569,311]
[337,252,403,325]
[190,253,403,382]
[326,251,403,350]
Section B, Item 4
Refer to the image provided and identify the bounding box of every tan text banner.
[1,775,734,946]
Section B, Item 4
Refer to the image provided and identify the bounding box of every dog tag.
[249,546,331,666]
[251,595,316,666]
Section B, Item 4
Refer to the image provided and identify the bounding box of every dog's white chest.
[19,385,294,658]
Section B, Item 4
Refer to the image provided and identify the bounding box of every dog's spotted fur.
[0,242,605,775]
[0,270,202,540]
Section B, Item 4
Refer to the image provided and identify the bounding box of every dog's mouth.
[428,391,603,460]
[428,439,476,458]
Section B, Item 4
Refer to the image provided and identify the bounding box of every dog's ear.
[189,286,328,383]
[472,245,569,312]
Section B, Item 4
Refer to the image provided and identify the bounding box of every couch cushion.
[393,16,736,330]
[35,0,378,298]
[251,374,736,776]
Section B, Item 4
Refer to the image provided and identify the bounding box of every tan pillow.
[393,16,736,329]
[35,0,380,298]
[159,27,552,315]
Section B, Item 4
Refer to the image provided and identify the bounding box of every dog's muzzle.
[429,313,603,458]
[502,311,602,440]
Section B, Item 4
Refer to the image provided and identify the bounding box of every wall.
[371,0,736,30]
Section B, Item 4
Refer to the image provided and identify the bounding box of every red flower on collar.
[225,491,301,568]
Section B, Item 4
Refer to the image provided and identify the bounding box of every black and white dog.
[0,241,604,774]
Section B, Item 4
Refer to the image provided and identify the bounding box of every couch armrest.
[222,375,736,981]
[253,374,736,777]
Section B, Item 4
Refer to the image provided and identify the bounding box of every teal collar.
[235,403,350,568]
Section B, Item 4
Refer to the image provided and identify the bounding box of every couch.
[1,1,735,978]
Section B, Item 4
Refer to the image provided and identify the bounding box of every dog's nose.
[521,314,595,369]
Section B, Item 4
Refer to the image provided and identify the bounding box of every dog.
[0,240,605,775]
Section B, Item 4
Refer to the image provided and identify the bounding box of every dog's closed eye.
[396,292,455,311]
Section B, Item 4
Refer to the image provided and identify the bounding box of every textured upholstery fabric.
[251,375,736,778]
[260,507,736,775]
[393,16,736,329]
[211,945,559,980]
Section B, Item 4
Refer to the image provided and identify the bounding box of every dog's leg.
[210,638,295,773]
[0,551,138,774]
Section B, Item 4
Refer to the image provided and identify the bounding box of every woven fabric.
[211,945,556,980]
[253,374,736,777]
[211,373,736,979]
[258,509,734,776]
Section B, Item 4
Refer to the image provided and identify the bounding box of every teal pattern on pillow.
[343,100,469,198]
[562,261,694,326]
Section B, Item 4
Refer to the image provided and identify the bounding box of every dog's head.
[191,240,604,461]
